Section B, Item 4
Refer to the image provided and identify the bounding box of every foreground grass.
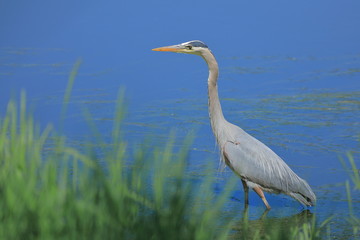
[0,92,239,239]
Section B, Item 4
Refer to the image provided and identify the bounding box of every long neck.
[201,50,226,142]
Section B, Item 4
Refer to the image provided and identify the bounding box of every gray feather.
[223,124,316,206]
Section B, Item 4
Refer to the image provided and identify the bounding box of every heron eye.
[185,45,192,50]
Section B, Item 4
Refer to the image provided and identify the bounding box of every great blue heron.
[152,40,316,209]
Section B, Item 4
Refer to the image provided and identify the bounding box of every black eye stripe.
[187,41,208,48]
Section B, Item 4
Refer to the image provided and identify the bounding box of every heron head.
[152,40,208,55]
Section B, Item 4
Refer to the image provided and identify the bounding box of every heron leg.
[241,179,249,207]
[253,186,271,210]
[260,208,270,220]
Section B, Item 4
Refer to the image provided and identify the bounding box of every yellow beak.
[152,44,183,52]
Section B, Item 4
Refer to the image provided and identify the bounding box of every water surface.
[1,0,360,238]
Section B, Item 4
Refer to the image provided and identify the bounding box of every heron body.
[153,40,316,209]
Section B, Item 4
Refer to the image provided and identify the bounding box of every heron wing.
[223,128,315,204]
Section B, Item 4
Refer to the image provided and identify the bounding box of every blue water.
[1,0,360,237]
